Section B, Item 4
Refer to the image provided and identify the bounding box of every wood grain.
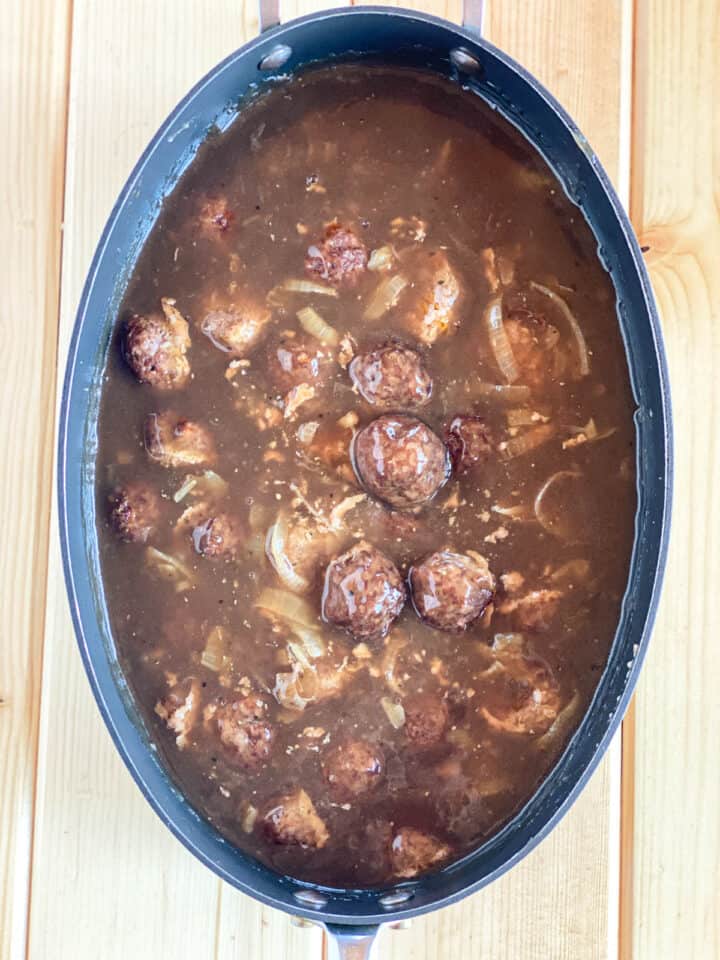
[627,0,720,956]
[0,2,71,957]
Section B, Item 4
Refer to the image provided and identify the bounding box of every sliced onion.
[473,382,531,404]
[381,696,406,729]
[270,278,339,299]
[533,470,585,541]
[296,306,339,346]
[491,633,525,657]
[485,295,520,383]
[529,281,590,377]
[173,476,198,503]
[363,273,408,321]
[498,423,555,460]
[549,558,591,585]
[144,547,193,592]
[255,585,319,631]
[367,245,395,272]
[201,625,228,672]
[265,515,310,593]
[537,690,581,750]
[274,667,311,712]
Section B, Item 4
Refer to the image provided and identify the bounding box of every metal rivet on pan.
[449,47,482,74]
[258,44,293,71]
[378,890,414,909]
[291,916,318,928]
[293,889,328,909]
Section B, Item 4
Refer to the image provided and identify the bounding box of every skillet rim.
[57,4,673,925]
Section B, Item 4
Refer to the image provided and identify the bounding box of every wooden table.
[2,0,717,957]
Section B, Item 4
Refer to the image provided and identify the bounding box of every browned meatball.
[144,411,216,469]
[403,693,448,746]
[108,482,161,543]
[321,541,405,643]
[201,294,272,357]
[263,788,329,848]
[123,298,191,390]
[305,221,368,288]
[410,550,495,632]
[192,512,243,560]
[504,306,568,388]
[444,415,494,476]
[322,739,384,800]
[349,343,433,409]
[266,334,334,394]
[390,826,451,878]
[213,694,275,767]
[352,415,450,509]
[155,678,201,749]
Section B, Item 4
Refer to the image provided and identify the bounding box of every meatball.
[504,306,569,388]
[445,415,494,476]
[352,415,450,509]
[144,411,216,469]
[402,250,461,345]
[322,739,384,800]
[263,788,329,848]
[201,294,272,357]
[155,678,201,749]
[410,550,495,632]
[321,541,405,643]
[192,512,243,560]
[213,695,275,767]
[390,826,451,878]
[267,335,334,394]
[108,481,160,543]
[403,693,448,746]
[497,588,562,632]
[481,636,561,735]
[305,221,368,288]
[349,343,433,409]
[123,298,191,390]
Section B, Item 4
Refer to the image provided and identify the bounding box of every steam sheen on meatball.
[321,541,405,643]
[352,415,450,509]
[192,512,243,560]
[263,788,329,848]
[144,411,216,469]
[410,550,495,632]
[305,221,368,288]
[123,298,191,390]
[109,481,161,543]
[322,739,384,800]
[213,694,275,767]
[349,343,433,409]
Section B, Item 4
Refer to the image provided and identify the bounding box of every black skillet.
[58,1,672,956]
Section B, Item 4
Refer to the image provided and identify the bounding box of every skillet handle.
[257,0,485,35]
[324,924,379,960]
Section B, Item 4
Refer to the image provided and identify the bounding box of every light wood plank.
[27,3,315,959]
[628,1,720,956]
[378,1,630,956]
[0,2,71,958]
